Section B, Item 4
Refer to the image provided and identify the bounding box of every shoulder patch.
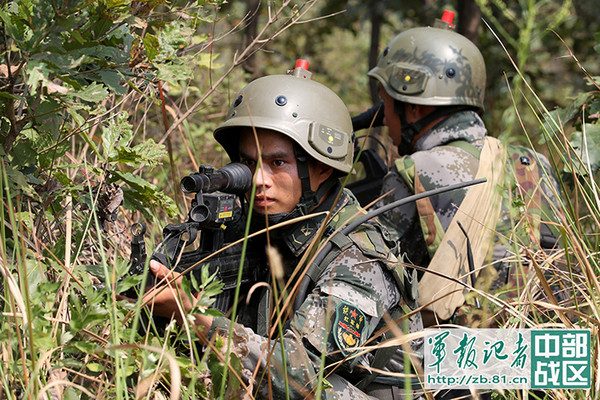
[333,301,366,356]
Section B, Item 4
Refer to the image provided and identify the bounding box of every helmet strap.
[394,100,420,155]
[394,100,474,155]
[293,143,318,214]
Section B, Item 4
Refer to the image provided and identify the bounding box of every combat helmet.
[368,10,486,111]
[214,60,354,174]
[214,60,354,218]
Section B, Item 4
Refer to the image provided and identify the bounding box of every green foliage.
[0,0,238,397]
[0,0,337,397]
[0,0,183,217]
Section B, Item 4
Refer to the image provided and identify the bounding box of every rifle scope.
[180,162,253,195]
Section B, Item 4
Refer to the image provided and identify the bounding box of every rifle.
[125,162,268,313]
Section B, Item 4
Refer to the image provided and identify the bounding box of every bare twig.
[156,0,320,147]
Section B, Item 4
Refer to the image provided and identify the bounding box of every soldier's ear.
[319,164,334,180]
[311,161,334,187]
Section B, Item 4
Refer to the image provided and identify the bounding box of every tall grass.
[461,26,600,399]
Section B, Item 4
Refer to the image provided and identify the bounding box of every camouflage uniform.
[376,110,561,324]
[377,110,486,270]
[362,13,562,326]
[208,187,423,399]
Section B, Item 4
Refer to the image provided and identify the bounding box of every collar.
[412,110,487,152]
[282,183,350,257]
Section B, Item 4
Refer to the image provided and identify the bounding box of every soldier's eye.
[241,159,256,168]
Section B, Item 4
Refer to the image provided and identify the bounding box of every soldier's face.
[238,129,326,215]
[379,86,403,146]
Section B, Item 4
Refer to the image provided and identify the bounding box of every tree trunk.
[243,0,260,81]
[456,0,482,46]
[368,5,383,105]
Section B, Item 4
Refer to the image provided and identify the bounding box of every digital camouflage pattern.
[378,110,486,269]
[208,188,423,399]
[377,110,562,322]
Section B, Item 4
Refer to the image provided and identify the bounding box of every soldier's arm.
[376,165,418,241]
[139,260,214,335]
[207,249,402,399]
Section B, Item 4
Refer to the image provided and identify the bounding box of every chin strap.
[394,101,474,155]
[293,143,318,214]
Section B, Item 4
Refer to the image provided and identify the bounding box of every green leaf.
[68,81,109,102]
[59,330,74,346]
[10,140,38,168]
[66,107,86,128]
[70,302,109,333]
[143,33,160,61]
[86,362,104,373]
[111,170,179,217]
[98,70,127,94]
[71,30,85,45]
[5,166,39,199]
[116,275,144,293]
[202,308,225,317]
[33,332,55,352]
[73,341,100,354]
[156,62,193,85]
[195,52,221,69]
[26,60,51,96]
[565,123,600,175]
[113,139,167,167]
[101,111,133,160]
[156,20,192,62]
[77,130,102,159]
[0,91,22,100]
[540,92,592,143]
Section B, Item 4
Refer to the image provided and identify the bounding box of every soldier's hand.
[143,260,214,332]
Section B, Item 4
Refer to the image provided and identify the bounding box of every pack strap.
[394,157,445,258]
[305,231,352,282]
[446,139,481,160]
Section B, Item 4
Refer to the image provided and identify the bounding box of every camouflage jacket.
[207,188,422,399]
[377,110,487,269]
[377,110,561,289]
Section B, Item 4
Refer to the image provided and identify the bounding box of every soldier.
[354,11,562,328]
[143,62,423,399]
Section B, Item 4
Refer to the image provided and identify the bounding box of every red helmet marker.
[295,59,310,70]
[291,58,312,79]
[433,9,456,30]
[442,10,455,26]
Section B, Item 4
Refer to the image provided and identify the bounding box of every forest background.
[1,0,600,399]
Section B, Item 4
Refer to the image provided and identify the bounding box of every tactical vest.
[287,191,420,390]
[289,191,418,311]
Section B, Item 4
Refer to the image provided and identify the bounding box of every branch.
[157,0,321,146]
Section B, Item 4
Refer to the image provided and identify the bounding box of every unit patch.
[333,301,366,356]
